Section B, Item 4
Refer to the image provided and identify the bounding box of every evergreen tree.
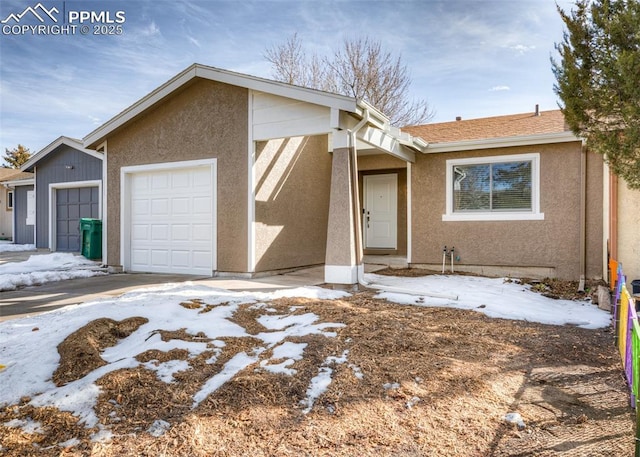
[2,144,31,169]
[552,0,640,189]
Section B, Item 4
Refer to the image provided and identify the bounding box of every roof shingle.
[403,109,569,144]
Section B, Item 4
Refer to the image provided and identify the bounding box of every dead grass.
[0,292,633,456]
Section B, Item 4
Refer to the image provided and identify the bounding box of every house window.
[443,153,544,221]
[6,190,13,210]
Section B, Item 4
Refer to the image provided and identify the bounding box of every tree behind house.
[265,34,434,126]
[2,145,31,169]
[552,0,640,189]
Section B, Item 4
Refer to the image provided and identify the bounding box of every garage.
[124,161,216,275]
[55,187,100,252]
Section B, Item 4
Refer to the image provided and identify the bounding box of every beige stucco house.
[83,64,426,283]
[83,64,610,283]
[0,168,34,241]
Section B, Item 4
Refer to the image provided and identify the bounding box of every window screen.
[453,160,532,212]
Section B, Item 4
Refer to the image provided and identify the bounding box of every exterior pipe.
[349,108,458,301]
[578,141,587,292]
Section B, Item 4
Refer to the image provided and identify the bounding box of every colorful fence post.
[611,259,640,457]
[632,318,640,457]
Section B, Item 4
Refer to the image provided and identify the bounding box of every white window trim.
[443,153,544,222]
[120,158,217,274]
[48,180,103,252]
[7,190,13,210]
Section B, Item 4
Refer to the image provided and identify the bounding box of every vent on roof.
[535,104,540,116]
[455,116,462,121]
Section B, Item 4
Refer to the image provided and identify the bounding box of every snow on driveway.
[0,252,105,291]
[0,242,36,253]
[0,270,610,441]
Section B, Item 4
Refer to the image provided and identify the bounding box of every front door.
[363,173,397,249]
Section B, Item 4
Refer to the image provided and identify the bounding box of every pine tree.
[552,0,640,189]
[2,144,31,169]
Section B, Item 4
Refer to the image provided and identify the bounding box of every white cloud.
[489,85,511,92]
[508,44,536,55]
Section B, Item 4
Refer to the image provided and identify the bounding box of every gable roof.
[21,136,103,172]
[404,109,580,153]
[84,63,360,149]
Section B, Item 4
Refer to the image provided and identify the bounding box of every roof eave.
[422,130,580,153]
[84,63,359,149]
[22,136,103,172]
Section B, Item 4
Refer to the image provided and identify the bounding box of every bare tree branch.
[265,35,434,125]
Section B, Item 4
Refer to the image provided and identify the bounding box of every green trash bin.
[80,218,102,260]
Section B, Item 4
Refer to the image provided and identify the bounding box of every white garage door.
[128,164,214,275]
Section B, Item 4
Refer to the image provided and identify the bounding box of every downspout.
[348,107,457,300]
[578,140,587,292]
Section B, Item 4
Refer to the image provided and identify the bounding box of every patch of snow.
[260,341,307,375]
[300,350,349,414]
[0,243,35,252]
[57,437,80,448]
[143,359,192,383]
[368,273,611,329]
[192,350,263,409]
[383,382,401,390]
[0,252,105,291]
[147,419,171,437]
[4,418,44,434]
[504,412,526,429]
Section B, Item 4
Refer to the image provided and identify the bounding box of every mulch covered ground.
[0,274,633,456]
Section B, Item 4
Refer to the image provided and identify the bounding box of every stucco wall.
[411,142,604,280]
[0,188,11,239]
[105,79,249,273]
[618,180,640,282]
[254,135,331,272]
[358,154,407,255]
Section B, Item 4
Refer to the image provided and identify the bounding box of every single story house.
[81,63,614,283]
[0,168,33,241]
[18,136,103,253]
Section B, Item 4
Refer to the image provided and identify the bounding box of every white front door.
[363,173,397,249]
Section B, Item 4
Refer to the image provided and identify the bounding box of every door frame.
[363,173,398,250]
[48,180,102,252]
[120,158,217,274]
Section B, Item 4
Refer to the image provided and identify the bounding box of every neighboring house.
[20,136,103,253]
[608,173,640,282]
[0,169,34,241]
[81,63,608,283]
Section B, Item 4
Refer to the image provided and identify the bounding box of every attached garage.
[54,186,100,251]
[122,160,216,275]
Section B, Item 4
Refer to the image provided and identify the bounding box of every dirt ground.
[0,275,634,456]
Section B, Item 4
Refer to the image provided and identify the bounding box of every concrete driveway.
[1,248,402,323]
[0,265,327,322]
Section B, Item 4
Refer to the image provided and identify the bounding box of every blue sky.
[0,0,574,161]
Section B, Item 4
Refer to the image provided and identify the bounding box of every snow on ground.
[0,283,350,438]
[0,268,611,441]
[0,242,35,253]
[0,252,105,291]
[367,273,610,329]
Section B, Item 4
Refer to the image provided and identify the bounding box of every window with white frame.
[6,190,13,210]
[443,153,543,221]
